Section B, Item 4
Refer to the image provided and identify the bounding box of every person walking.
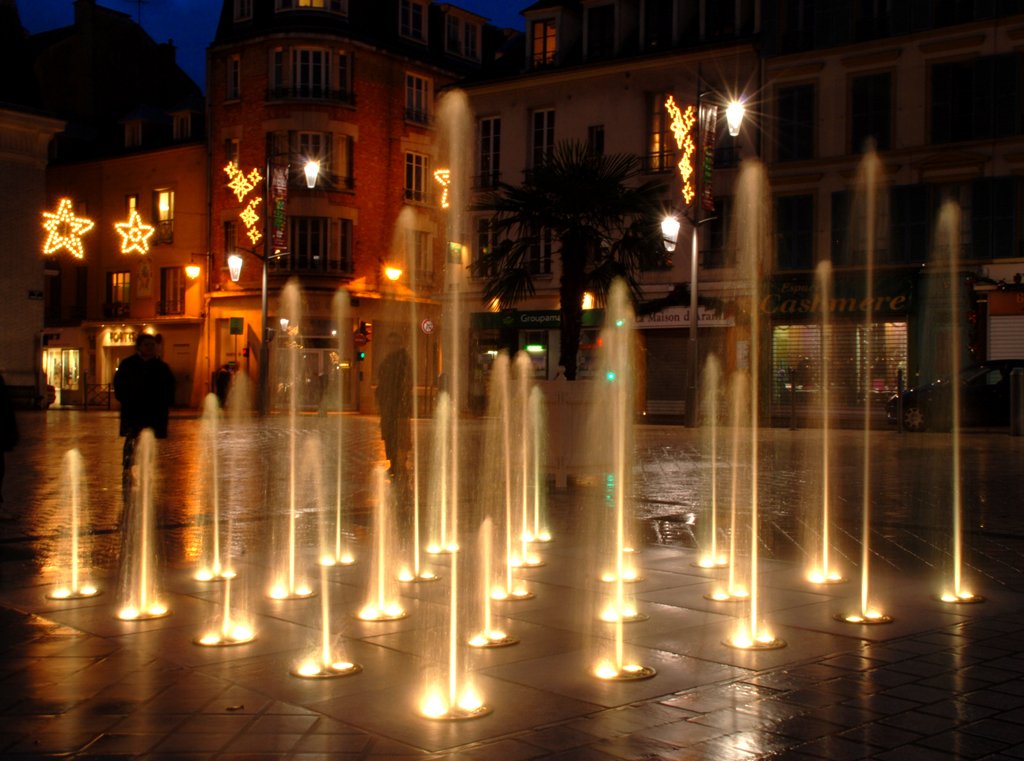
[114,333,175,503]
[376,333,411,477]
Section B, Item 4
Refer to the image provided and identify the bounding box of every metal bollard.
[1011,367,1024,436]
[896,368,904,434]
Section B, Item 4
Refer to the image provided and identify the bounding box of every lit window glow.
[41,198,95,259]
[114,210,156,255]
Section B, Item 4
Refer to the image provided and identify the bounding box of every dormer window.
[585,4,615,60]
[445,13,481,61]
[531,18,557,67]
[234,0,252,21]
[172,113,192,141]
[125,120,143,148]
[400,0,427,43]
[275,0,348,14]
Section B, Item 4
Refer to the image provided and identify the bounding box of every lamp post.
[662,89,745,427]
[226,147,320,414]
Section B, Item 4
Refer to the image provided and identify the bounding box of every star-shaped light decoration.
[114,210,156,255]
[433,168,451,209]
[41,198,95,259]
[224,162,263,202]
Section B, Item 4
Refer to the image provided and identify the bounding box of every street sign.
[229,317,244,335]
[421,318,435,334]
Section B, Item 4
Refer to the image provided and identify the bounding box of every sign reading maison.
[635,306,733,328]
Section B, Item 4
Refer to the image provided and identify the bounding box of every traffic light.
[357,350,366,361]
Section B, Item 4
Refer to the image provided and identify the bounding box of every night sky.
[17,0,526,88]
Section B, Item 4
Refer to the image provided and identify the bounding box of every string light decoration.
[664,95,697,206]
[41,198,95,259]
[224,162,265,245]
[433,168,451,209]
[114,209,156,255]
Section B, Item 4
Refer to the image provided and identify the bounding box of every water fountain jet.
[47,449,100,600]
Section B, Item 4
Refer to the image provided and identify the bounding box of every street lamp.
[662,91,745,426]
[225,147,320,414]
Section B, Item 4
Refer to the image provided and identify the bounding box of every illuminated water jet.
[47,449,100,600]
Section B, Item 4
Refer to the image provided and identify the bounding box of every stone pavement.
[0,409,1023,760]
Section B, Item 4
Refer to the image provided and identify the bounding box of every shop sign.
[103,328,138,347]
[763,275,913,318]
[989,290,1024,316]
[471,309,605,330]
[635,306,733,328]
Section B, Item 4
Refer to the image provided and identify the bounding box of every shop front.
[765,273,914,423]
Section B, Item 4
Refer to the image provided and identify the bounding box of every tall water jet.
[837,149,891,625]
[195,394,235,582]
[47,449,99,600]
[357,465,407,621]
[807,261,845,586]
[195,381,254,646]
[117,429,169,620]
[468,517,517,648]
[268,279,314,600]
[724,160,784,649]
[590,281,654,681]
[694,356,727,569]
[489,353,533,602]
[513,352,543,568]
[934,201,982,605]
[528,386,551,543]
[320,288,356,568]
[706,372,750,603]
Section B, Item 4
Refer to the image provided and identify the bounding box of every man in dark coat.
[114,333,175,500]
[376,333,411,476]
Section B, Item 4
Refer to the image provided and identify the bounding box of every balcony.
[404,108,431,126]
[266,86,355,106]
[103,302,131,319]
[154,220,173,244]
[157,299,184,316]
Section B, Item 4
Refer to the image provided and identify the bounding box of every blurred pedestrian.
[114,333,175,504]
[376,333,410,476]
[0,372,18,520]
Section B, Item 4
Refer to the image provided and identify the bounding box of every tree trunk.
[559,250,587,381]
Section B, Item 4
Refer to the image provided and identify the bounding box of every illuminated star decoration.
[433,168,451,209]
[114,210,156,254]
[41,198,95,259]
[224,162,263,202]
[240,198,263,244]
[664,96,697,206]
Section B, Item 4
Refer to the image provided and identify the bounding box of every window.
[445,14,480,60]
[587,124,605,156]
[107,272,131,317]
[643,0,673,51]
[172,113,191,141]
[528,227,553,275]
[531,109,555,168]
[400,0,427,42]
[890,185,928,264]
[474,216,498,277]
[704,197,734,269]
[224,138,239,166]
[160,267,185,315]
[776,83,815,162]
[586,4,615,60]
[125,121,142,148]
[272,217,351,273]
[126,194,139,214]
[776,194,814,270]
[234,0,252,20]
[227,55,240,100]
[295,131,325,185]
[408,230,432,275]
[334,134,354,189]
[478,116,501,187]
[972,177,1017,259]
[153,190,174,243]
[647,94,672,171]
[931,54,1021,144]
[336,50,351,99]
[405,73,431,124]
[276,0,347,12]
[293,48,327,98]
[531,18,557,67]
[851,72,891,152]
[405,152,428,202]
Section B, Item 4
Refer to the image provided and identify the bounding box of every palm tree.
[473,141,667,380]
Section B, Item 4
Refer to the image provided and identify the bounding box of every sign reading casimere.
[762,276,913,317]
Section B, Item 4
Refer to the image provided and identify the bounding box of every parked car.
[886,359,1024,431]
